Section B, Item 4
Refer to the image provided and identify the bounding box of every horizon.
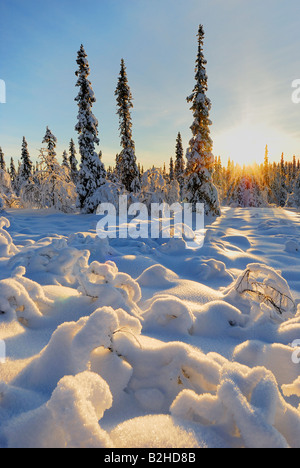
[1,0,300,168]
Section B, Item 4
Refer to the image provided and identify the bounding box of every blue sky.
[1,0,300,168]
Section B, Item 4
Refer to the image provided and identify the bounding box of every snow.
[0,207,300,448]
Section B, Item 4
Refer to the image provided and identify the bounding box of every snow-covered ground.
[0,207,300,448]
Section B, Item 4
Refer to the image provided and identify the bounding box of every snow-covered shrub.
[233,340,300,387]
[0,169,12,197]
[112,335,221,413]
[8,236,142,316]
[0,266,53,325]
[165,179,180,205]
[77,260,142,318]
[8,237,90,287]
[67,231,112,260]
[142,296,195,335]
[90,346,133,403]
[89,180,123,212]
[21,144,77,213]
[15,306,140,394]
[171,362,300,448]
[235,175,269,208]
[192,301,248,337]
[4,372,113,448]
[139,168,170,210]
[233,263,296,317]
[286,172,300,208]
[0,217,19,258]
[282,376,300,399]
[0,170,19,208]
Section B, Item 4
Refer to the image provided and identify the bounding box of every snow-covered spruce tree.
[269,156,288,207]
[0,147,6,172]
[286,171,300,208]
[263,145,270,186]
[42,127,57,167]
[62,150,70,170]
[115,59,140,193]
[114,153,122,182]
[184,25,220,218]
[75,45,107,213]
[21,128,76,211]
[69,139,79,185]
[9,158,17,192]
[140,167,169,210]
[0,150,13,208]
[174,132,185,191]
[169,157,174,181]
[18,136,33,191]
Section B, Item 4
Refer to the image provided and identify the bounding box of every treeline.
[212,148,300,208]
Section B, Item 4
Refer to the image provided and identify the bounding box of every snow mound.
[113,335,221,413]
[192,301,248,337]
[233,340,300,386]
[171,363,300,448]
[77,260,142,318]
[15,306,140,393]
[4,372,113,448]
[110,415,200,448]
[0,218,19,258]
[187,258,233,282]
[282,377,300,398]
[285,240,300,254]
[142,296,195,335]
[8,236,142,318]
[232,263,296,317]
[137,264,179,288]
[0,266,53,325]
[67,231,112,259]
[160,237,187,254]
[221,235,252,250]
[8,236,90,287]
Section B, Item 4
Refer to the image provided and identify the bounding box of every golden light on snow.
[214,123,298,165]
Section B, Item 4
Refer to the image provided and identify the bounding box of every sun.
[213,123,294,166]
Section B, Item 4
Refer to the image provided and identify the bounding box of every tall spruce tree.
[169,157,174,181]
[174,132,185,194]
[0,147,6,172]
[174,132,185,176]
[10,158,17,193]
[75,45,107,213]
[19,136,33,184]
[42,127,57,171]
[62,150,70,170]
[287,171,300,207]
[69,139,79,184]
[115,59,140,193]
[41,127,61,206]
[263,144,270,189]
[184,25,220,217]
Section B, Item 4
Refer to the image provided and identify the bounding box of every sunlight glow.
[214,123,297,165]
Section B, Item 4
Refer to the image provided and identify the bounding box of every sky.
[1,0,300,169]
